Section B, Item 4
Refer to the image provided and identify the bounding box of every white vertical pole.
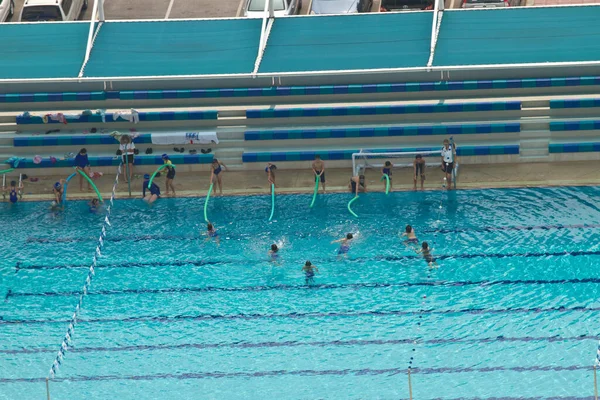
[427,0,443,68]
[269,0,274,18]
[79,0,100,77]
[97,0,105,21]
[46,378,50,400]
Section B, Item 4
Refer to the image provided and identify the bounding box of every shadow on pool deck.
[6,161,600,202]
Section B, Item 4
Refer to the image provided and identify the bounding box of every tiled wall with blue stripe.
[549,142,600,153]
[14,134,152,147]
[550,121,600,131]
[2,76,600,104]
[245,123,520,141]
[246,102,521,119]
[7,154,214,169]
[15,110,218,125]
[242,145,520,163]
[550,99,600,109]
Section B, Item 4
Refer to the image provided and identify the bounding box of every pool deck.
[8,161,600,202]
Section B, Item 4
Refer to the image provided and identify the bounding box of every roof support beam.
[253,0,275,76]
[427,0,444,68]
[78,0,103,78]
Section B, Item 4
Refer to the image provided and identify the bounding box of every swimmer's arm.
[331,238,344,244]
[220,161,229,171]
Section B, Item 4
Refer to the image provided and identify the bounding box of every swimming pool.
[1,186,599,399]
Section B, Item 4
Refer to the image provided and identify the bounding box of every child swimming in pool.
[401,225,419,247]
[88,198,100,213]
[206,223,220,245]
[332,233,354,257]
[416,241,438,268]
[269,243,279,262]
[302,261,318,285]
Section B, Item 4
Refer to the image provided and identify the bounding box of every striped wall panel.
[245,123,521,141]
[242,145,520,162]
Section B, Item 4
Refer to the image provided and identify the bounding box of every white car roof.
[23,0,61,7]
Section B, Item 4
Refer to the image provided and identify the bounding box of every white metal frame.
[352,150,442,176]
[1,3,600,83]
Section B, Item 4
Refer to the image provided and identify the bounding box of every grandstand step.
[519,155,551,162]
[520,148,549,157]
[519,130,550,139]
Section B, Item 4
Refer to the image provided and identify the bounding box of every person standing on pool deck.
[441,139,457,189]
[162,154,176,196]
[206,222,220,245]
[401,225,419,247]
[74,148,92,192]
[142,174,160,204]
[302,261,318,285]
[413,155,426,190]
[4,180,23,204]
[349,175,367,196]
[312,155,326,193]
[119,135,135,182]
[332,233,354,257]
[210,158,228,196]
[266,163,277,187]
[382,161,393,191]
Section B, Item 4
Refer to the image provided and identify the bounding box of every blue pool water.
[1,187,599,399]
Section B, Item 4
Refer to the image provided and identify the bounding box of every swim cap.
[54,182,62,189]
[143,174,150,180]
[161,154,169,159]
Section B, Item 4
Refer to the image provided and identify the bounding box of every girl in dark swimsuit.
[413,155,425,190]
[210,159,228,195]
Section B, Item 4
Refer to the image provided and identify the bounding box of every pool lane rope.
[47,163,122,380]
[204,183,214,223]
[380,174,390,195]
[269,184,275,221]
[309,175,319,208]
[75,168,103,202]
[347,195,359,218]
[148,163,176,189]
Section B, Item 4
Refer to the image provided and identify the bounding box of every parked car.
[462,0,512,7]
[311,0,373,14]
[19,0,87,22]
[0,0,15,22]
[244,0,301,17]
[381,0,432,10]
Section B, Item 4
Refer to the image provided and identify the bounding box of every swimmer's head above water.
[143,174,150,180]
[406,225,413,233]
[346,233,353,240]
[422,241,429,250]
[207,223,214,231]
[54,182,62,190]
[271,244,278,252]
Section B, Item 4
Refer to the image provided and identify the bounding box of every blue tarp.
[0,23,89,79]
[259,13,433,73]
[2,6,600,79]
[434,7,600,66]
[83,19,263,77]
